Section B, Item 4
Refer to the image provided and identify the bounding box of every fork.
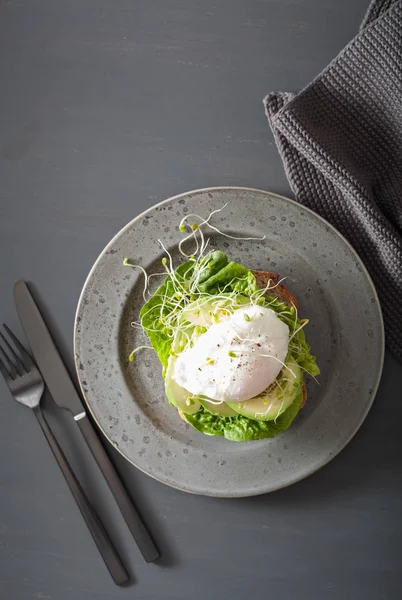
[0,324,129,586]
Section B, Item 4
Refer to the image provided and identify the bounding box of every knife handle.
[76,414,159,563]
[33,406,129,586]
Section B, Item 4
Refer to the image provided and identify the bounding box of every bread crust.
[251,270,299,309]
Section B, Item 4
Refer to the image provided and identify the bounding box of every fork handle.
[33,406,129,586]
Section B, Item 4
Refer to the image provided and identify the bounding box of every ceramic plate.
[74,188,384,497]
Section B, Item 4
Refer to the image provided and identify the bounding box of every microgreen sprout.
[288,319,309,343]
[126,203,316,387]
[128,345,153,362]
[123,258,149,302]
[178,204,265,251]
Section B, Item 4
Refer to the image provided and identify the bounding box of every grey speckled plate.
[74,187,384,497]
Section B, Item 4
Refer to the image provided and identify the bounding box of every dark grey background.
[1,1,401,599]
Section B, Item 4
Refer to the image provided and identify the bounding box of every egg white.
[172,305,289,402]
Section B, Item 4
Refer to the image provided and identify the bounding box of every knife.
[14,280,159,563]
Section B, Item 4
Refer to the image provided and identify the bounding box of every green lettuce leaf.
[197,261,258,295]
[292,327,320,377]
[185,390,303,442]
[196,250,228,284]
[139,260,194,368]
[260,296,320,378]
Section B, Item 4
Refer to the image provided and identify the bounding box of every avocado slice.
[199,397,238,417]
[165,354,201,414]
[165,354,236,416]
[228,357,302,421]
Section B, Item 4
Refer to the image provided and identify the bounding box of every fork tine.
[0,331,26,374]
[2,324,34,370]
[0,342,18,379]
[0,355,11,381]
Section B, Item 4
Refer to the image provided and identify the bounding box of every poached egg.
[172,305,289,402]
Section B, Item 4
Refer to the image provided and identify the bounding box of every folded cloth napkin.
[264,0,402,363]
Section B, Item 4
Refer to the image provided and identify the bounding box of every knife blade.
[14,280,159,563]
[14,281,84,416]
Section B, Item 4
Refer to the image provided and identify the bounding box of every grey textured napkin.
[264,0,402,362]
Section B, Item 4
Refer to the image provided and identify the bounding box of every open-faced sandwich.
[127,211,319,442]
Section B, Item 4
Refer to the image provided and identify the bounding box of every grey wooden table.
[1,1,401,599]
